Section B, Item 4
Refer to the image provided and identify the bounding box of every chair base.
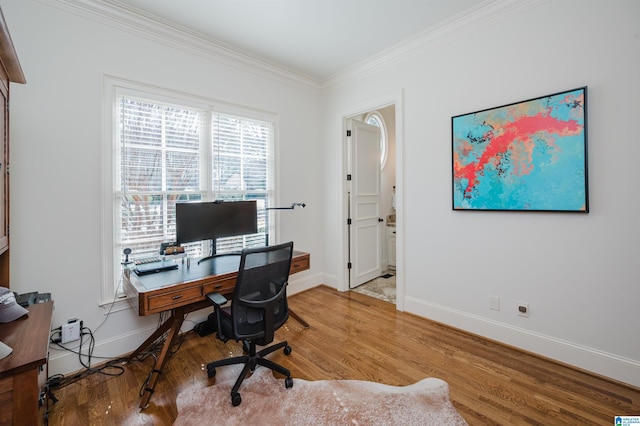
[207,340,293,406]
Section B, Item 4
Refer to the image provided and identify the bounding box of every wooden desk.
[122,251,309,409]
[0,302,53,425]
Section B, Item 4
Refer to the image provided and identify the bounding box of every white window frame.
[365,111,388,169]
[101,76,278,307]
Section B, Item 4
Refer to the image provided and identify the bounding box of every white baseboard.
[48,325,158,377]
[288,272,324,296]
[320,273,338,289]
[50,280,639,389]
[49,272,325,377]
[403,296,640,389]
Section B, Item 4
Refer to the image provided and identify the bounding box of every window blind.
[211,113,273,253]
[115,95,273,267]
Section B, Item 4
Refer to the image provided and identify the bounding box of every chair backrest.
[231,241,294,345]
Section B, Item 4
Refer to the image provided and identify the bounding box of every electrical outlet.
[62,320,81,343]
[490,296,500,311]
[517,302,529,318]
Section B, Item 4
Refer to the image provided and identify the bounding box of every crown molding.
[36,0,549,92]
[322,0,550,89]
[36,0,322,92]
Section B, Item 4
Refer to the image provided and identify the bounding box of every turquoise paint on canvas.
[452,88,588,211]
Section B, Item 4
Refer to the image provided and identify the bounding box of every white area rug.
[174,365,467,425]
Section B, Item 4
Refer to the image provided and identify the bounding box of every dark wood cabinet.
[0,7,43,425]
[0,302,53,425]
[0,6,26,288]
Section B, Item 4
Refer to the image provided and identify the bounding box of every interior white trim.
[323,0,549,88]
[36,0,320,91]
[338,89,404,311]
[37,0,548,91]
[100,75,281,306]
[48,324,155,376]
[47,272,321,376]
[404,296,640,388]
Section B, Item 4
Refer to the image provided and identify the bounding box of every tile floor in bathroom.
[351,270,396,304]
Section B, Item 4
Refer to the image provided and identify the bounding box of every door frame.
[337,89,404,311]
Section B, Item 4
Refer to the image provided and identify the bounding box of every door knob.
[378,218,384,222]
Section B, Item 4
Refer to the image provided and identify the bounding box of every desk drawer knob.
[172,294,183,300]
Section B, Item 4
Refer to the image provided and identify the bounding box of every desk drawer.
[290,255,310,275]
[148,286,202,312]
[0,379,11,425]
[0,376,12,426]
[202,276,236,296]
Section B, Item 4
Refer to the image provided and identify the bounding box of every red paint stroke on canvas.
[454,113,581,198]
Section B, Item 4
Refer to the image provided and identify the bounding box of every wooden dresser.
[0,302,53,425]
[0,6,45,425]
[0,6,26,288]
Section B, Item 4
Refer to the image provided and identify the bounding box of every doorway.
[340,90,402,310]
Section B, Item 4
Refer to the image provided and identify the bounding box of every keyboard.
[15,291,37,307]
[14,292,51,306]
[134,261,179,276]
[135,257,162,265]
[35,293,51,303]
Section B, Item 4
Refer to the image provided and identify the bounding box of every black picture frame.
[452,87,588,212]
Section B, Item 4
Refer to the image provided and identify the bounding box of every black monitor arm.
[266,202,306,210]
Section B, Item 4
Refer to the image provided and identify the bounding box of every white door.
[347,119,382,288]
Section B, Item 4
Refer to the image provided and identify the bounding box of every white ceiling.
[113,0,487,80]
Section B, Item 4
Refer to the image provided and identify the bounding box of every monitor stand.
[197,239,241,265]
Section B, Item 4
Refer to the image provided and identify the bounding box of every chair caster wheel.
[285,377,293,388]
[284,345,292,355]
[207,365,216,378]
[231,392,242,406]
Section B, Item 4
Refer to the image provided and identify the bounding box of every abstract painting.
[452,87,588,212]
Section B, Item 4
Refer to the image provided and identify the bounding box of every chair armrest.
[206,292,228,306]
[205,292,230,341]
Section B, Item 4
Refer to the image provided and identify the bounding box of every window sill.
[99,294,134,315]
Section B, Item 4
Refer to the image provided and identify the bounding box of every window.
[102,78,275,304]
[365,112,387,169]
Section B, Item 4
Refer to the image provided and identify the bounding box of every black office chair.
[205,241,295,407]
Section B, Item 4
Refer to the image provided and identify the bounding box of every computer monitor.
[175,200,258,251]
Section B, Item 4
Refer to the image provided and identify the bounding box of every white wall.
[3,0,639,388]
[1,0,324,375]
[322,0,640,387]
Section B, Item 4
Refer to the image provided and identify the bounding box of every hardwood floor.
[46,285,639,425]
